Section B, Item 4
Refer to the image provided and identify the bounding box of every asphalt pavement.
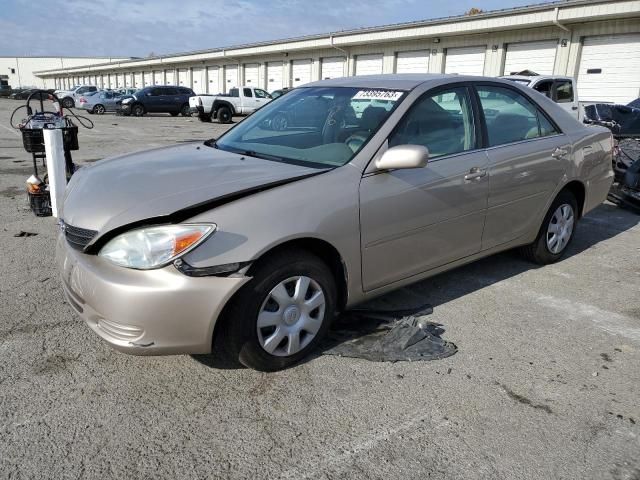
[0,99,639,480]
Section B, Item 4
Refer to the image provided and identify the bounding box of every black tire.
[216,249,337,371]
[180,103,190,117]
[520,190,578,265]
[93,104,105,115]
[217,106,232,124]
[62,97,74,109]
[170,111,179,117]
[131,104,145,117]
[198,113,212,123]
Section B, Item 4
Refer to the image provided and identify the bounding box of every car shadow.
[192,203,639,370]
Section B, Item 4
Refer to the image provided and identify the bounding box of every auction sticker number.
[353,90,403,101]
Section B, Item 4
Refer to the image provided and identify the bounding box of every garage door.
[444,46,486,75]
[207,66,220,94]
[578,34,640,104]
[177,68,189,87]
[117,74,124,88]
[291,59,312,87]
[192,67,206,94]
[109,75,116,89]
[153,70,163,85]
[267,62,283,91]
[396,50,430,73]
[321,57,345,79]
[225,65,238,92]
[143,71,153,87]
[165,70,174,85]
[244,63,260,87]
[355,54,383,75]
[125,74,133,88]
[504,40,558,75]
[134,72,143,89]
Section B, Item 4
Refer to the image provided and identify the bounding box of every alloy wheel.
[546,204,574,254]
[257,276,326,357]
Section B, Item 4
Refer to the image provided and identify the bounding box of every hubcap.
[546,204,574,254]
[257,276,326,357]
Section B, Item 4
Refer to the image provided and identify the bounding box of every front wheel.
[217,106,232,124]
[217,250,336,371]
[62,97,74,109]
[131,104,145,117]
[93,104,106,115]
[520,190,578,264]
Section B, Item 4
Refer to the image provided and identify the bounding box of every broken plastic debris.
[322,301,457,362]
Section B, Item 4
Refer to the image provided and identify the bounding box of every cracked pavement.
[0,100,639,480]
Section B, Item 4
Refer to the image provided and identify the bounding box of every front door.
[359,86,489,291]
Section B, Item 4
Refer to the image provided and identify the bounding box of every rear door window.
[476,85,560,147]
[243,88,253,97]
[553,80,574,103]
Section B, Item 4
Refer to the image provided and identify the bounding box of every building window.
[11,68,15,74]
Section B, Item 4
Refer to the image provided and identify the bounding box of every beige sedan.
[58,74,614,370]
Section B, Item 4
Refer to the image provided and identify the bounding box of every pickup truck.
[500,74,580,119]
[188,86,272,123]
[53,85,98,109]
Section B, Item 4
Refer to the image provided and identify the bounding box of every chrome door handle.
[551,147,569,159]
[464,167,487,181]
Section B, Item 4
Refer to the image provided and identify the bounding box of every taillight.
[79,97,86,103]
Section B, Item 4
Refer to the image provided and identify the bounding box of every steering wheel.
[344,132,369,152]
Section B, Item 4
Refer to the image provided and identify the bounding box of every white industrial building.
[34,0,640,104]
[0,57,130,89]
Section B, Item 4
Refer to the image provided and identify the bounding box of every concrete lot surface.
[0,100,639,480]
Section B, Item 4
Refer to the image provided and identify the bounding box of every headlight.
[121,97,132,104]
[99,224,216,269]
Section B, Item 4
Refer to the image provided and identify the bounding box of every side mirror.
[375,145,429,171]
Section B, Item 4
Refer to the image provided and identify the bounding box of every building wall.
[0,57,129,89]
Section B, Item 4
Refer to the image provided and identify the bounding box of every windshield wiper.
[238,150,288,162]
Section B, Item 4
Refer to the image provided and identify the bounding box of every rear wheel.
[62,97,74,109]
[180,103,190,116]
[217,106,232,124]
[216,249,336,371]
[170,111,179,117]
[520,190,578,264]
[93,104,105,115]
[198,113,212,122]
[131,104,145,117]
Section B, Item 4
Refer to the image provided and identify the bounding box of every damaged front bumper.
[56,232,250,355]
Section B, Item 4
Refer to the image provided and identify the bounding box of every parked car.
[188,86,272,123]
[58,74,613,371]
[9,88,49,100]
[54,85,98,108]
[119,86,194,117]
[0,85,12,98]
[501,73,580,119]
[270,88,291,99]
[77,90,124,114]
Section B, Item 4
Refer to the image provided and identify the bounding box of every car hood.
[62,142,321,241]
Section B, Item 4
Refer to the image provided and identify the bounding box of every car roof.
[501,75,573,82]
[303,74,537,91]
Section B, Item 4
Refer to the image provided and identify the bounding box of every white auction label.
[353,90,404,101]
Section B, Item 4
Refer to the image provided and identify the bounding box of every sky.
[0,0,552,57]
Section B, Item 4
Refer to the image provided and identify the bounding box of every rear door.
[359,85,489,291]
[475,83,569,249]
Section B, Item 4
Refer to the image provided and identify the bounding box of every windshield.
[214,86,406,168]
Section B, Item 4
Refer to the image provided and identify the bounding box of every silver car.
[77,90,123,114]
[57,74,614,371]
